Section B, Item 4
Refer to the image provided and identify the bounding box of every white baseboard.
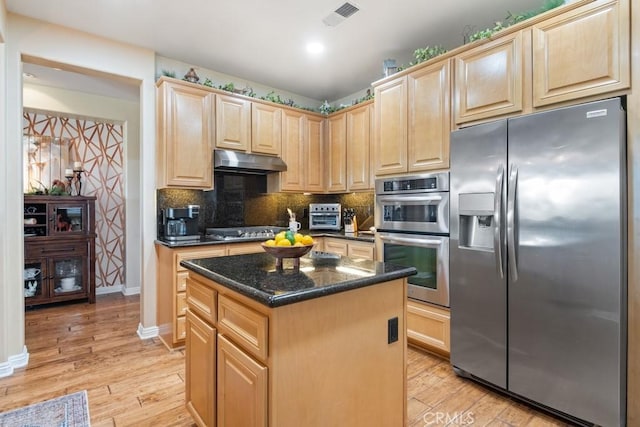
[0,345,29,378]
[122,285,140,296]
[95,285,140,296]
[96,285,123,295]
[137,322,159,340]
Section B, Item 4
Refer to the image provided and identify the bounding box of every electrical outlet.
[388,317,398,344]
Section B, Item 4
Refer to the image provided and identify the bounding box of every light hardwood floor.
[0,294,572,426]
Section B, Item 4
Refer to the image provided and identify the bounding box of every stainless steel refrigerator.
[449,98,626,426]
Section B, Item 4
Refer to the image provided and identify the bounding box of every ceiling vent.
[323,2,360,27]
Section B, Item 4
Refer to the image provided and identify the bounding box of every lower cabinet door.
[407,299,451,357]
[186,310,216,427]
[217,335,267,427]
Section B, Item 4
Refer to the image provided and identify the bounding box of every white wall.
[0,13,157,376]
[0,0,18,377]
[23,83,141,296]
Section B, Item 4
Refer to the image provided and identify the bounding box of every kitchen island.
[181,251,415,427]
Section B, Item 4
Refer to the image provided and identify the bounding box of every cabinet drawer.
[218,294,268,362]
[177,247,227,272]
[26,241,88,257]
[407,300,450,356]
[176,270,188,292]
[176,315,187,340]
[186,276,217,324]
[177,292,187,316]
[323,239,348,256]
[348,243,375,260]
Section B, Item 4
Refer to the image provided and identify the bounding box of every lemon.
[294,233,304,243]
[264,239,276,247]
[277,239,292,247]
[301,235,314,245]
[275,231,286,242]
[294,242,304,247]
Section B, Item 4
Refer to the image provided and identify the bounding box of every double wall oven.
[375,172,449,307]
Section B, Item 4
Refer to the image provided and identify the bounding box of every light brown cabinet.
[215,94,251,151]
[323,237,375,260]
[305,115,325,193]
[407,299,450,357]
[346,103,373,191]
[532,0,630,107]
[185,309,216,427]
[407,60,451,171]
[217,335,268,427]
[156,78,214,189]
[373,77,407,176]
[185,270,406,427]
[156,242,262,350]
[374,60,450,175]
[326,113,348,192]
[252,103,282,155]
[280,109,306,191]
[454,30,529,124]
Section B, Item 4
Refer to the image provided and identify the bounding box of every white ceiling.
[8,0,549,102]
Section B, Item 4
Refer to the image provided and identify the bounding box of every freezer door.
[507,98,626,426]
[450,120,507,388]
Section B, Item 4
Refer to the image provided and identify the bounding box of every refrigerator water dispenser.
[458,193,494,251]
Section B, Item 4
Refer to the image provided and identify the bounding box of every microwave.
[309,203,341,230]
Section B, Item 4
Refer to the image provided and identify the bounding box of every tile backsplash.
[157,177,374,234]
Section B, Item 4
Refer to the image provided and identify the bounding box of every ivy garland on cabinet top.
[158,0,564,115]
[397,0,565,71]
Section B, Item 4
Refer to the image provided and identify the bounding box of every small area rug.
[0,390,90,427]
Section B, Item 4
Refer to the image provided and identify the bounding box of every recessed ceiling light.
[23,72,36,78]
[306,42,324,55]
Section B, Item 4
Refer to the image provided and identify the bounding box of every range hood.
[214,149,287,174]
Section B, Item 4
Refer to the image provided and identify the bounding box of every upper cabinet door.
[454,31,525,124]
[346,104,371,191]
[532,0,630,107]
[252,103,282,155]
[280,109,305,192]
[408,60,451,171]
[216,94,251,151]
[374,77,408,176]
[158,81,214,189]
[326,113,347,192]
[305,115,325,193]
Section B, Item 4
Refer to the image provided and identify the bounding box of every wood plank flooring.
[0,294,573,426]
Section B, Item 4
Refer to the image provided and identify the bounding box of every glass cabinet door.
[24,260,47,300]
[50,204,87,235]
[51,256,85,296]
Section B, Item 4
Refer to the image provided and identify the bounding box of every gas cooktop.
[205,226,286,241]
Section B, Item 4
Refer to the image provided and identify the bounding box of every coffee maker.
[160,205,201,241]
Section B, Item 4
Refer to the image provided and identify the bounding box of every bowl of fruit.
[262,230,315,268]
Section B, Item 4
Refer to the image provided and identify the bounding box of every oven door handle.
[379,235,445,248]
[377,195,443,203]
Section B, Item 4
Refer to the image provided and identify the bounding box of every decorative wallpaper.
[23,112,125,291]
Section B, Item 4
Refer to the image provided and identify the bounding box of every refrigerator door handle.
[507,164,519,282]
[494,165,505,279]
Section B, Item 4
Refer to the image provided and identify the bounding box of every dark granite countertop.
[180,251,415,307]
[155,230,375,248]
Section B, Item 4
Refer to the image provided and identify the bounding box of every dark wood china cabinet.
[23,195,96,306]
